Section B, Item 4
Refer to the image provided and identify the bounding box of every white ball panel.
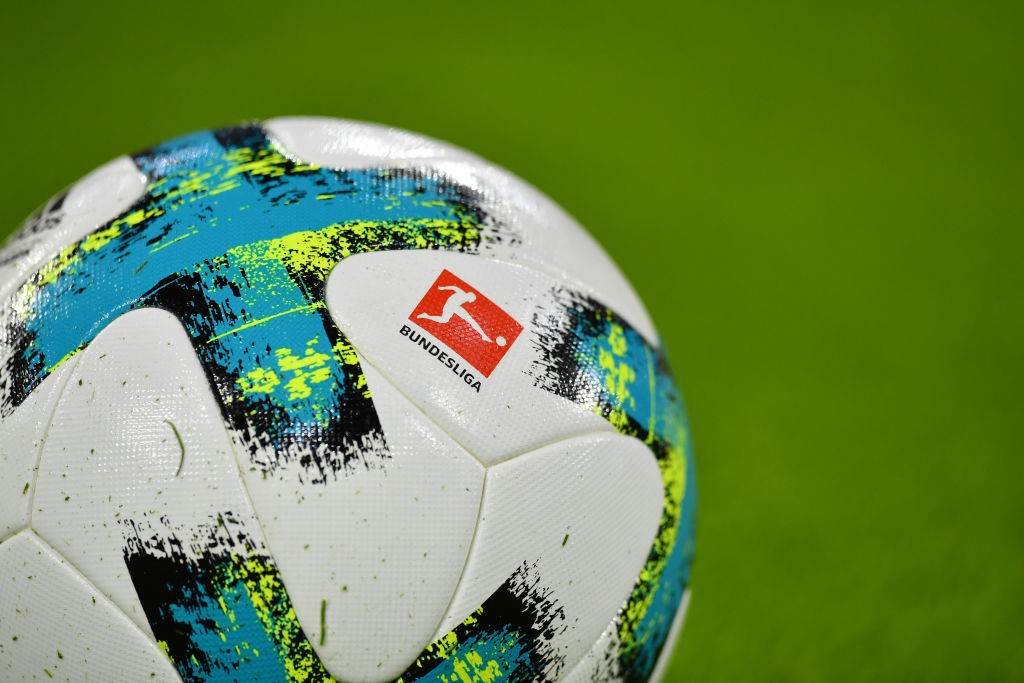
[266,116,472,169]
[0,156,146,299]
[0,530,180,682]
[31,308,246,636]
[326,250,616,465]
[240,357,485,683]
[0,363,76,542]
[561,588,691,683]
[434,432,664,672]
[425,154,657,343]
[559,620,620,683]
[265,116,656,342]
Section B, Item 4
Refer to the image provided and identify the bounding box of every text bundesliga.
[399,325,483,392]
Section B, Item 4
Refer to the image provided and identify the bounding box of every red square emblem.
[409,269,523,377]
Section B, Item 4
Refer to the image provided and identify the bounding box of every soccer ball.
[0,118,696,682]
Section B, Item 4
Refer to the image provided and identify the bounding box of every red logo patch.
[409,270,523,377]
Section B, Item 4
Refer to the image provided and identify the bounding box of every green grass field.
[1,2,1021,680]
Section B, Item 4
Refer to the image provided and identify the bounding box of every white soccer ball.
[0,118,696,682]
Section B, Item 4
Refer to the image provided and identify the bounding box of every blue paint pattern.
[3,125,495,482]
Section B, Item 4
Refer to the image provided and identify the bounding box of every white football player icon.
[417,285,507,346]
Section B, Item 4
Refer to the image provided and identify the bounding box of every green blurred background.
[1,1,1021,680]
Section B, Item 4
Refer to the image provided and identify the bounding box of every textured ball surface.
[0,118,696,682]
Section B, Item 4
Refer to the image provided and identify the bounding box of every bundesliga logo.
[400,269,523,391]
